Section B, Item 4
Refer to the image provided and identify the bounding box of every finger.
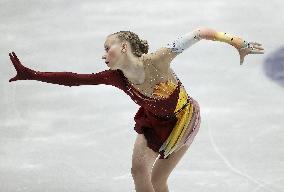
[9,75,18,82]
[9,53,17,66]
[250,50,265,54]
[240,55,244,65]
[253,46,264,50]
[9,53,21,72]
[9,52,17,62]
[251,42,262,46]
[9,52,14,60]
[12,52,21,63]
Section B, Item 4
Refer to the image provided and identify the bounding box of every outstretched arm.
[197,27,264,64]
[152,27,264,68]
[8,52,118,87]
[30,70,109,87]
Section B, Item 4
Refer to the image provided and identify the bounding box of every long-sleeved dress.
[28,67,201,159]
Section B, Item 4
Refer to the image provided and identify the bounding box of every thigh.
[131,133,160,175]
[151,102,201,181]
[151,144,190,182]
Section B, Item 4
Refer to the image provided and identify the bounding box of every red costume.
[9,57,201,159]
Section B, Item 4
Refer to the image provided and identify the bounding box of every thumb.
[9,75,19,82]
[239,54,244,65]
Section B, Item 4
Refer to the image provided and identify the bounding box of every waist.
[153,98,192,120]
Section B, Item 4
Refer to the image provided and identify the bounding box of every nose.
[102,55,106,59]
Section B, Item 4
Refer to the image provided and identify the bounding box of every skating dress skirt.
[131,80,201,159]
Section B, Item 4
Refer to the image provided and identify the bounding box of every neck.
[119,55,145,84]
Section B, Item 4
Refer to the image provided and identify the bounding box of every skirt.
[134,98,201,159]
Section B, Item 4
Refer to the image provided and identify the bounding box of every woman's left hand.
[238,41,265,65]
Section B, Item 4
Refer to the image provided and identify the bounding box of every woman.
[8,27,264,192]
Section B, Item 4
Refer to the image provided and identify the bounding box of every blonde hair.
[111,30,149,57]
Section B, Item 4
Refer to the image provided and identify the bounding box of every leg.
[131,133,160,192]
[151,145,190,192]
[151,107,201,192]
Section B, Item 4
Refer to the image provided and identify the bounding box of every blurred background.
[0,0,283,191]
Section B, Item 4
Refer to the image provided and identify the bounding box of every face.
[102,35,125,69]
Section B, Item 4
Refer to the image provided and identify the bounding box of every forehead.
[104,35,119,47]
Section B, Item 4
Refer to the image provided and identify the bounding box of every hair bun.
[139,39,149,54]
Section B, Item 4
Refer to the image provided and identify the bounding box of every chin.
[109,63,118,70]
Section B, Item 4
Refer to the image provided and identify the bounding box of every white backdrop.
[0,0,283,191]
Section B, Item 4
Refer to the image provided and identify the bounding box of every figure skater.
[8,27,264,192]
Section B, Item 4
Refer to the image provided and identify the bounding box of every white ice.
[0,0,283,191]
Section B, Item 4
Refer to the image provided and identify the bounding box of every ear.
[121,41,128,51]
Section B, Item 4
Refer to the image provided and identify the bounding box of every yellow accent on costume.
[152,80,176,99]
[153,80,195,158]
[160,103,194,158]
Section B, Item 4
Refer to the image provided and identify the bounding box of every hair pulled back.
[111,30,149,57]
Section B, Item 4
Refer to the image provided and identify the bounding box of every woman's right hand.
[9,52,36,82]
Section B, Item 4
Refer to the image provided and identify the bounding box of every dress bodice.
[116,69,188,118]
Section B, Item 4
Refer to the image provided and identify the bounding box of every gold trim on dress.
[159,86,194,158]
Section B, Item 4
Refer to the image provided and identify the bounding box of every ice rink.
[1,0,283,191]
